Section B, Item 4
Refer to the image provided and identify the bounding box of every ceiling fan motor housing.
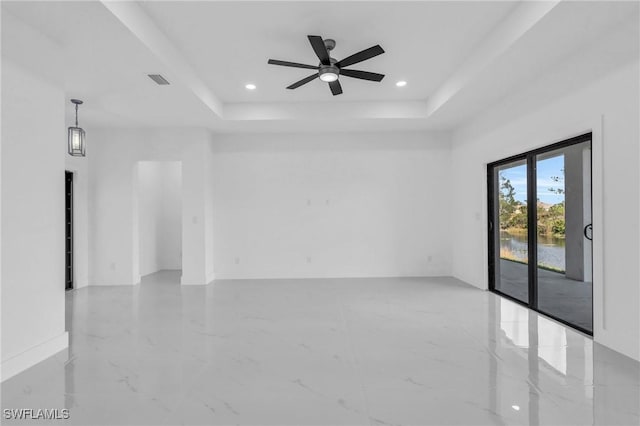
[324,38,336,51]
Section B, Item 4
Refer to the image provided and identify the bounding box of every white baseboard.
[89,281,136,286]
[1,332,69,382]
[181,277,206,285]
[206,271,216,284]
[74,279,89,289]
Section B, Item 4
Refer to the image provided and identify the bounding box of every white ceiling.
[138,1,517,103]
[2,1,639,134]
[430,0,640,128]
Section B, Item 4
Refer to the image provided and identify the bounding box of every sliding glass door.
[535,140,592,331]
[488,134,593,334]
[490,159,529,304]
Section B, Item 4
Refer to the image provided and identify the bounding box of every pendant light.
[68,99,86,157]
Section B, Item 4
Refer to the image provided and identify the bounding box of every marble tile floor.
[2,270,639,425]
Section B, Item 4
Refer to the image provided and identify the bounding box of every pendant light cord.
[75,103,79,127]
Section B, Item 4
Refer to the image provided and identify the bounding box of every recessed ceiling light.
[245,83,256,90]
[396,80,407,87]
[512,405,520,411]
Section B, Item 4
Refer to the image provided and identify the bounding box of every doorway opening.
[136,161,183,283]
[65,171,74,290]
[488,133,593,334]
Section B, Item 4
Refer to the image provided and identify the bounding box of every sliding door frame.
[487,132,593,335]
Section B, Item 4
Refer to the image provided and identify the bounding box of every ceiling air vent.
[148,74,170,85]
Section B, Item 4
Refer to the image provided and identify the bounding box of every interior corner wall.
[89,128,212,285]
[204,144,215,283]
[210,132,452,280]
[1,60,68,380]
[158,163,182,270]
[138,161,182,276]
[450,60,640,361]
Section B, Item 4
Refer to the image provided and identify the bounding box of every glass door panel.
[488,133,593,335]
[491,159,529,304]
[536,141,592,333]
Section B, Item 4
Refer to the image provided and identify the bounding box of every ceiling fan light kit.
[318,66,339,82]
[268,35,385,96]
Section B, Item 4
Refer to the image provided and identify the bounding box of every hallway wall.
[89,128,213,285]
[138,161,182,276]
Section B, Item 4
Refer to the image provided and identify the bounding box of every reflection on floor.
[497,259,593,331]
[2,270,638,425]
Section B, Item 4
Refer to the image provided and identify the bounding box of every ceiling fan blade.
[335,45,384,68]
[268,59,319,70]
[308,35,330,65]
[287,73,319,89]
[340,69,385,82]
[329,80,343,96]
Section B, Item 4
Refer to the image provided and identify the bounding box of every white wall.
[89,128,213,285]
[138,161,182,276]
[205,144,216,283]
[211,132,452,279]
[1,60,68,380]
[451,60,640,361]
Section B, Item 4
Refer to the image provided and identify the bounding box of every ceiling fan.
[268,35,385,96]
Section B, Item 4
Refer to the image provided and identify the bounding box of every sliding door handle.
[584,224,593,241]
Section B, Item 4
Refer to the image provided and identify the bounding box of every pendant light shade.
[68,99,86,157]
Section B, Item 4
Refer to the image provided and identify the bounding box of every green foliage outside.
[498,176,565,238]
